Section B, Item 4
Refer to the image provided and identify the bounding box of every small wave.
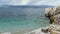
[1,32,11,34]
[25,27,50,34]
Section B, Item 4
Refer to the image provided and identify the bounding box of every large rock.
[45,6,60,18]
[45,6,60,24]
[42,6,60,34]
[26,6,60,34]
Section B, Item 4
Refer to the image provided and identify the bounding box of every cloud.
[8,0,31,5]
[28,0,58,6]
[0,0,60,6]
[0,0,31,5]
[45,1,60,6]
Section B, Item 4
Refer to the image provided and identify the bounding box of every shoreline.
[25,27,50,34]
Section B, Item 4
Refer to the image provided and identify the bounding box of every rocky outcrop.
[45,6,60,17]
[45,6,60,24]
[26,6,60,34]
[42,6,60,34]
[48,14,60,34]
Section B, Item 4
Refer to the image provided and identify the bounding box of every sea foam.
[1,32,11,34]
[25,27,50,34]
[1,27,50,34]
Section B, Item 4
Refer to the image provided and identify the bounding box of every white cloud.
[19,0,30,5]
[8,0,31,5]
[29,0,58,6]
[0,0,60,6]
[46,1,60,6]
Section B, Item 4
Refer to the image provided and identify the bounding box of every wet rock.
[26,28,50,34]
[41,28,48,33]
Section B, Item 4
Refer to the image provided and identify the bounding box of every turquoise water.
[0,7,50,34]
[0,16,49,34]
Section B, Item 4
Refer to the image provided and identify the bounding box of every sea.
[0,7,50,34]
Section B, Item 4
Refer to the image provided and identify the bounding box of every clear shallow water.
[0,16,49,34]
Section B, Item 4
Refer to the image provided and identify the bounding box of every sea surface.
[0,7,50,34]
[0,16,49,34]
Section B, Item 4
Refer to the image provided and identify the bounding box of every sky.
[0,0,60,6]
